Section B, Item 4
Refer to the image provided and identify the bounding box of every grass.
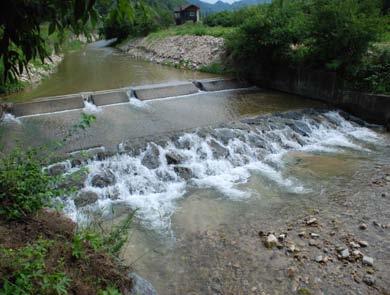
[199,62,233,75]
[146,22,235,40]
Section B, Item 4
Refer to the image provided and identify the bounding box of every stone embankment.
[119,35,225,70]
[19,54,63,85]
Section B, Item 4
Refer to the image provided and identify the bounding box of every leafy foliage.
[72,211,135,260]
[348,47,390,94]
[0,0,98,82]
[0,148,62,220]
[0,113,96,220]
[227,0,383,77]
[0,240,70,295]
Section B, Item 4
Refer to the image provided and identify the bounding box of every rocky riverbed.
[165,158,390,295]
[119,35,225,70]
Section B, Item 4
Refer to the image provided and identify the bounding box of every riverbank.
[0,209,134,294]
[118,35,226,72]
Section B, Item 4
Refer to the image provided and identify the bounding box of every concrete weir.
[194,78,250,92]
[11,94,84,117]
[91,89,129,106]
[133,81,199,100]
[5,78,250,117]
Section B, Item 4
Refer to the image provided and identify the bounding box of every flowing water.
[3,40,216,102]
[1,44,389,294]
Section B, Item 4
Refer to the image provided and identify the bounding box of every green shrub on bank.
[348,47,390,94]
[0,240,70,295]
[227,0,383,78]
[0,148,62,220]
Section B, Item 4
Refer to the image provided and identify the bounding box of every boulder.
[165,152,183,165]
[174,166,192,180]
[209,139,229,159]
[142,144,160,169]
[128,272,157,295]
[74,191,99,208]
[91,171,116,188]
[57,169,88,190]
[47,162,68,176]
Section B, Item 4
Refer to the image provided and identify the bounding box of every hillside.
[188,0,271,14]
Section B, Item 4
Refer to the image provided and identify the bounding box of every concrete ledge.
[133,81,199,100]
[12,94,84,117]
[340,91,390,126]
[91,89,129,106]
[194,78,250,92]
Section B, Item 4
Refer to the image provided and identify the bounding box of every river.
[1,42,389,294]
[4,40,216,102]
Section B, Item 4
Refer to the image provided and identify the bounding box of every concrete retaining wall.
[12,94,84,117]
[133,81,199,100]
[91,89,129,106]
[340,91,390,126]
[195,78,250,92]
[252,67,390,126]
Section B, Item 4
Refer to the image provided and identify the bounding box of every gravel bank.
[119,35,225,70]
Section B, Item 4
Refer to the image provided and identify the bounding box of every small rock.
[287,266,297,278]
[340,249,350,259]
[264,234,278,249]
[362,256,374,266]
[315,255,323,263]
[74,191,99,208]
[165,152,183,165]
[278,234,286,242]
[298,231,306,238]
[47,162,68,176]
[349,241,360,248]
[373,221,380,227]
[173,166,192,180]
[359,223,368,230]
[128,272,157,295]
[286,243,298,253]
[352,250,362,258]
[91,171,116,188]
[308,239,319,247]
[358,240,369,247]
[363,274,375,286]
[306,218,318,226]
[310,233,320,238]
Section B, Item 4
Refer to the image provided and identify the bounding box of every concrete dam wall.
[1,78,249,118]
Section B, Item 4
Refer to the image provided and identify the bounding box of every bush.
[0,240,70,295]
[0,148,62,220]
[348,47,390,94]
[226,0,310,74]
[227,0,383,77]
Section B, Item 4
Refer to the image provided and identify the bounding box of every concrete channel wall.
[252,67,390,127]
[2,78,249,117]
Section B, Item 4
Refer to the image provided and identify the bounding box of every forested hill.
[188,0,271,14]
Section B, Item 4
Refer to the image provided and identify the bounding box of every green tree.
[0,0,98,82]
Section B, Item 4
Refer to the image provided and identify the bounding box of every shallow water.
[3,40,217,102]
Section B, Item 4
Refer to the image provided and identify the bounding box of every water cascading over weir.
[0,78,384,234]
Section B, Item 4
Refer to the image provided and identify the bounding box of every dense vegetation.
[204,0,389,94]
[100,0,184,41]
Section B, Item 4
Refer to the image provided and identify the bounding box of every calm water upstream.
[4,40,216,102]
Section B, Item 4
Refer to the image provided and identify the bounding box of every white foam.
[2,113,21,124]
[63,110,383,233]
[83,100,101,114]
